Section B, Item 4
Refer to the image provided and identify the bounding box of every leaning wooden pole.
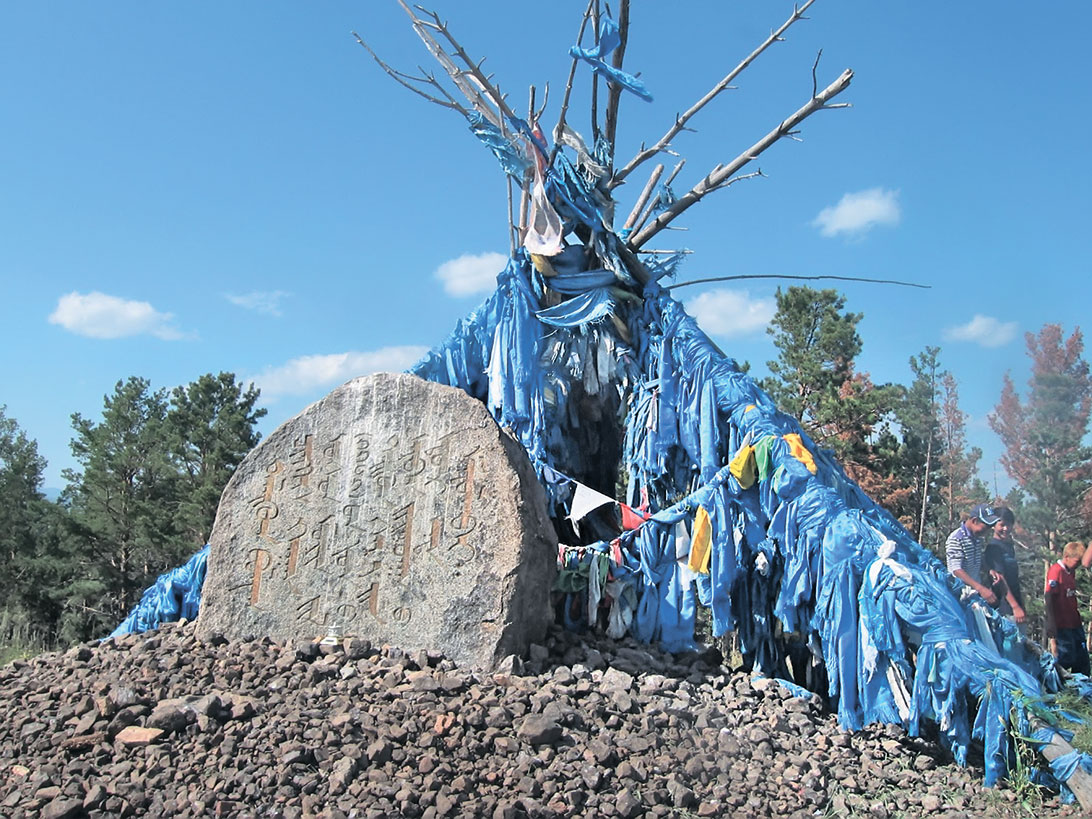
[629,68,852,248]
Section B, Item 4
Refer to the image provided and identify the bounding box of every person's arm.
[951,567,998,605]
[1082,541,1092,569]
[1004,584,1026,624]
[1046,568,1060,655]
[946,532,998,604]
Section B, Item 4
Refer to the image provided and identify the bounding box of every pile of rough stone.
[0,621,1077,818]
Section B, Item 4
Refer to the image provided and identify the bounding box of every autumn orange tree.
[990,324,1092,553]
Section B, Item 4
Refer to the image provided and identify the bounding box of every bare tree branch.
[708,168,764,194]
[551,0,598,165]
[397,2,521,130]
[662,158,686,187]
[352,32,468,114]
[668,273,931,291]
[629,67,853,248]
[534,83,550,122]
[611,0,818,190]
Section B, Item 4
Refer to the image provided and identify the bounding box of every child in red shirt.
[1045,541,1092,675]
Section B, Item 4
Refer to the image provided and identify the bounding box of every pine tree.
[895,347,943,542]
[989,324,1092,553]
[0,407,58,649]
[935,371,983,536]
[762,286,901,499]
[167,372,266,547]
[0,406,46,583]
[63,377,182,635]
[762,286,863,429]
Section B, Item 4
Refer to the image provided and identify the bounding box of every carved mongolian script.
[239,425,486,631]
[198,373,557,668]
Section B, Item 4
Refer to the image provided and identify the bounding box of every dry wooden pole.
[518,87,535,237]
[551,0,598,165]
[621,163,663,231]
[1038,728,1092,811]
[611,0,818,190]
[506,175,516,256]
[590,0,601,141]
[629,159,686,235]
[603,0,630,151]
[629,67,852,249]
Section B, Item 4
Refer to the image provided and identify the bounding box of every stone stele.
[197,372,557,669]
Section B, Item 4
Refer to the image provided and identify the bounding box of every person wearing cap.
[982,507,1026,625]
[945,503,1002,605]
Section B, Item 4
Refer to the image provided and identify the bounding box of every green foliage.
[879,348,985,559]
[761,287,906,514]
[762,286,863,429]
[894,348,943,541]
[1050,689,1092,754]
[1004,729,1049,814]
[57,373,267,642]
[935,372,983,532]
[0,406,47,601]
[62,377,180,636]
[167,372,266,547]
[0,374,266,647]
[0,407,70,653]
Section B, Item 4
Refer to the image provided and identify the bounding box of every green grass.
[1003,729,1050,815]
[1050,689,1092,754]
[0,641,37,665]
[0,612,49,665]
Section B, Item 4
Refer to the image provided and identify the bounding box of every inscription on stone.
[197,373,556,668]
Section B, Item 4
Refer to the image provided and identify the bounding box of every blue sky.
[2,2,1089,493]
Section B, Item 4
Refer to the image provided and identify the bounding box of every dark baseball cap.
[971,504,1001,525]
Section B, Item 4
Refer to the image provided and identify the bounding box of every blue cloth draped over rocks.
[110,545,210,639]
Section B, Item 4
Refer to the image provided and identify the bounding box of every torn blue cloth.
[536,288,615,327]
[1044,749,1092,804]
[569,14,652,101]
[544,268,618,294]
[466,111,531,177]
[646,250,688,283]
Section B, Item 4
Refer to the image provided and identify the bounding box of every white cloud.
[48,291,186,340]
[434,252,507,297]
[225,290,291,316]
[942,314,1018,348]
[684,289,775,338]
[813,187,901,238]
[250,346,430,399]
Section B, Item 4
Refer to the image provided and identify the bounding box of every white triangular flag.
[567,482,616,523]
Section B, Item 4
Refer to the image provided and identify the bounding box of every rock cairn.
[0,621,1075,818]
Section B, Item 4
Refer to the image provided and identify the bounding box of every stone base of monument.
[197,373,557,670]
